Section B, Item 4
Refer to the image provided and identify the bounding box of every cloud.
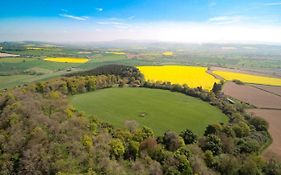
[263,2,281,6]
[96,8,103,12]
[208,16,243,24]
[96,19,132,30]
[97,21,124,25]
[59,14,89,21]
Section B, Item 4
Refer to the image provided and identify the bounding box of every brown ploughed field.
[222,82,281,109]
[247,109,281,161]
[211,66,281,78]
[223,81,281,160]
[251,84,281,97]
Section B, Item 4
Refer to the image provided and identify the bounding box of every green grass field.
[70,88,228,135]
[0,75,36,89]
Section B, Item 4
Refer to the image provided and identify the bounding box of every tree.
[217,154,240,175]
[149,160,163,175]
[204,124,222,136]
[249,117,269,131]
[201,135,223,155]
[124,120,139,133]
[109,139,125,159]
[180,129,197,144]
[133,126,154,142]
[212,82,222,94]
[239,158,262,175]
[232,122,250,137]
[174,152,193,174]
[175,146,192,159]
[125,140,139,160]
[263,159,281,175]
[140,137,158,156]
[237,138,260,154]
[163,131,184,152]
[85,78,96,91]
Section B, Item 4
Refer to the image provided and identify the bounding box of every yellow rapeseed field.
[108,52,126,55]
[162,51,174,56]
[27,47,44,50]
[137,65,219,90]
[213,71,281,86]
[44,57,89,63]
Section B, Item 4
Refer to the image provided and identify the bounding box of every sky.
[1,0,281,43]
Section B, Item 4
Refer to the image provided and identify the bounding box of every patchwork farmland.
[213,69,281,160]
[0,41,281,173]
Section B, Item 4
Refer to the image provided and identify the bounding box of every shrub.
[180,129,197,144]
[109,138,125,159]
[249,117,269,131]
[201,135,223,155]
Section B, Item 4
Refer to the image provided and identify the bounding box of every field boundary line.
[257,107,281,111]
[249,84,281,98]
[206,70,224,80]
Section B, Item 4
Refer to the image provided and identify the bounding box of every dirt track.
[0,52,19,57]
[247,109,281,161]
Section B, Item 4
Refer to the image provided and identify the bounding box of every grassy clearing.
[0,75,36,89]
[70,88,227,135]
[0,60,79,75]
[0,57,36,63]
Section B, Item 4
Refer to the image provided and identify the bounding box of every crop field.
[222,82,281,109]
[0,57,37,63]
[107,51,126,55]
[247,109,281,161]
[162,51,174,56]
[213,70,281,86]
[251,84,281,96]
[138,65,219,90]
[70,88,227,135]
[0,75,35,89]
[44,57,89,63]
[223,81,281,160]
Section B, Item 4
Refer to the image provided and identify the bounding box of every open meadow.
[70,88,228,136]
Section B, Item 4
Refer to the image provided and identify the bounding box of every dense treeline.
[66,64,144,83]
[0,65,280,174]
[0,42,26,51]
